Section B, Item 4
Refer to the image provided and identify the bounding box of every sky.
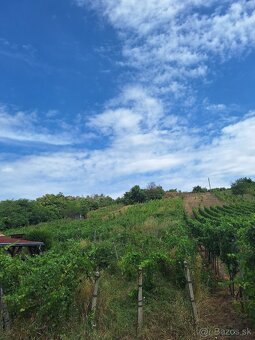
[0,0,255,199]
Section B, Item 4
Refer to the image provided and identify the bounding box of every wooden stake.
[0,286,10,332]
[91,271,100,329]
[93,230,97,242]
[113,242,119,260]
[216,257,219,277]
[137,267,143,334]
[184,261,199,326]
[213,256,216,274]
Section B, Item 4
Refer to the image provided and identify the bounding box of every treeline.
[192,177,255,196]
[0,193,114,230]
[1,177,254,230]
[121,180,253,200]
[0,184,166,230]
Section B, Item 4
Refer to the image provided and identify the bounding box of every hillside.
[0,193,255,339]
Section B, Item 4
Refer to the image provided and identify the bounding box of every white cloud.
[1,113,254,198]
[88,108,142,135]
[193,115,255,181]
[79,0,255,95]
[0,105,75,145]
[88,86,164,134]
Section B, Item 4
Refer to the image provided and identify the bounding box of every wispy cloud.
[79,0,255,96]
[0,105,75,145]
[1,111,255,198]
[88,86,165,134]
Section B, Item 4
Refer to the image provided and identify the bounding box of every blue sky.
[0,0,255,199]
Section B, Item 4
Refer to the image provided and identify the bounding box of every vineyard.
[0,193,255,339]
[188,200,255,320]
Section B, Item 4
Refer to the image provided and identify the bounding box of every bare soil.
[183,192,225,216]
[198,286,254,340]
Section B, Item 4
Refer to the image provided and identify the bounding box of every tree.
[123,185,147,204]
[192,186,207,193]
[0,192,114,231]
[231,177,255,196]
[144,182,165,200]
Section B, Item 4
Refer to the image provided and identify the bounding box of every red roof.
[0,236,44,247]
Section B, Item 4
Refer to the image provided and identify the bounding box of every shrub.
[144,183,165,200]
[25,230,53,250]
[231,177,255,196]
[123,185,147,204]
[192,186,207,193]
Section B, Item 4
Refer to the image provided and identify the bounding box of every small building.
[0,234,44,256]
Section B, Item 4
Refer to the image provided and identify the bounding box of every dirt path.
[198,286,253,340]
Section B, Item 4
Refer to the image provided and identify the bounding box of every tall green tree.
[123,185,147,204]
[192,186,207,193]
[231,177,255,196]
[144,182,165,200]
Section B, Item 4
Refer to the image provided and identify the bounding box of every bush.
[144,183,165,201]
[25,230,53,250]
[231,177,255,196]
[123,185,147,204]
[192,186,207,193]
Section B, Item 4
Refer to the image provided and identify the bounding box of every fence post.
[184,261,199,326]
[137,267,143,334]
[113,242,119,260]
[90,271,100,329]
[0,286,10,332]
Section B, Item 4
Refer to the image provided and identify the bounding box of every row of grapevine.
[188,202,255,321]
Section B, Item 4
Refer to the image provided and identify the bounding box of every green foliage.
[144,182,165,201]
[123,185,147,204]
[0,193,114,230]
[192,186,207,193]
[231,177,255,196]
[85,241,116,269]
[2,197,197,337]
[190,201,255,322]
[123,183,165,205]
[25,229,53,250]
[0,199,56,230]
[0,243,92,326]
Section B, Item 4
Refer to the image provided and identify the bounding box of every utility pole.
[208,177,212,191]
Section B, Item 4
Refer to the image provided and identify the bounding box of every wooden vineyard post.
[216,257,219,277]
[137,267,143,335]
[213,255,216,275]
[184,261,199,326]
[90,271,100,330]
[0,286,10,332]
[113,242,119,260]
